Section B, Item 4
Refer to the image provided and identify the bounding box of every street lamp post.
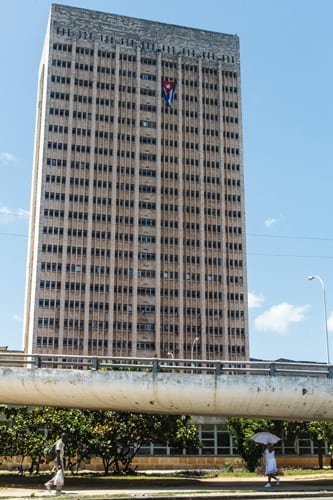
[190,337,199,374]
[191,337,199,361]
[308,275,330,365]
[167,351,174,368]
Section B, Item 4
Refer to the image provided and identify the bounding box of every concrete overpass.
[1,353,333,421]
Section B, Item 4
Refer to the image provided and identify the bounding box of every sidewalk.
[1,474,333,499]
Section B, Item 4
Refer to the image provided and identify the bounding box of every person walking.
[264,443,280,488]
[44,433,68,493]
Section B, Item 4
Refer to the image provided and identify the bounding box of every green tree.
[0,406,47,473]
[0,406,16,465]
[277,420,333,469]
[43,407,94,472]
[226,418,273,472]
[158,415,199,455]
[306,421,333,469]
[0,407,199,475]
[89,410,122,474]
[90,412,199,475]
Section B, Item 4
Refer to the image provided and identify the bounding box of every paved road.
[1,474,333,499]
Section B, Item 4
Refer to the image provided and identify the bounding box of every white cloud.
[264,214,284,228]
[0,206,29,223]
[254,302,310,335]
[15,208,30,219]
[265,217,278,228]
[248,291,265,309]
[327,311,333,332]
[0,152,16,165]
[12,314,22,323]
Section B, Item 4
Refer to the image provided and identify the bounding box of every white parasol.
[250,432,281,445]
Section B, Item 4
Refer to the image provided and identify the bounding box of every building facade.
[23,4,249,361]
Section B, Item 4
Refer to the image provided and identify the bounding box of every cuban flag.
[162,80,176,107]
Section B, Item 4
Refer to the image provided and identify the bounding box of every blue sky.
[1,0,333,362]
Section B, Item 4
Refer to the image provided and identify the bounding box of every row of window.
[52,57,237,83]
[43,209,226,227]
[37,319,242,339]
[48,142,156,157]
[51,90,239,110]
[44,223,227,237]
[53,44,238,76]
[44,206,226,220]
[39,253,235,268]
[47,141,239,158]
[42,209,235,227]
[41,261,112,274]
[39,279,244,299]
[61,77,236,96]
[45,160,240,181]
[49,126,196,143]
[39,282,236,296]
[37,305,244,336]
[37,310,244,329]
[54,76,237,101]
[45,175,223,188]
[40,262,228,285]
[36,337,244,356]
[49,106,239,124]
[41,243,242,262]
[36,336,107,348]
[48,129,238,149]
[41,236,228,253]
[44,193,225,207]
[36,337,243,359]
[37,303,245,325]
[45,177,228,193]
[38,318,110,329]
[54,34,239,68]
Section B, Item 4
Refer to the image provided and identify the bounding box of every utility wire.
[0,232,28,238]
[248,252,333,259]
[247,233,333,242]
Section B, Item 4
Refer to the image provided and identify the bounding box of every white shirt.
[55,438,65,463]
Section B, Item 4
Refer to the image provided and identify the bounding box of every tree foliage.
[227,417,333,472]
[226,418,272,471]
[90,411,199,474]
[2,406,333,475]
[0,406,198,475]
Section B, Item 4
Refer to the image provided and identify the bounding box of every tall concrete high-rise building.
[23,4,249,362]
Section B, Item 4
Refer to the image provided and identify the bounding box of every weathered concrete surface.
[1,367,333,420]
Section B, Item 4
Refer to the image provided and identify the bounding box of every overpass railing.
[0,353,333,378]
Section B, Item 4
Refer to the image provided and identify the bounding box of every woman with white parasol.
[250,432,281,488]
[264,443,280,487]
